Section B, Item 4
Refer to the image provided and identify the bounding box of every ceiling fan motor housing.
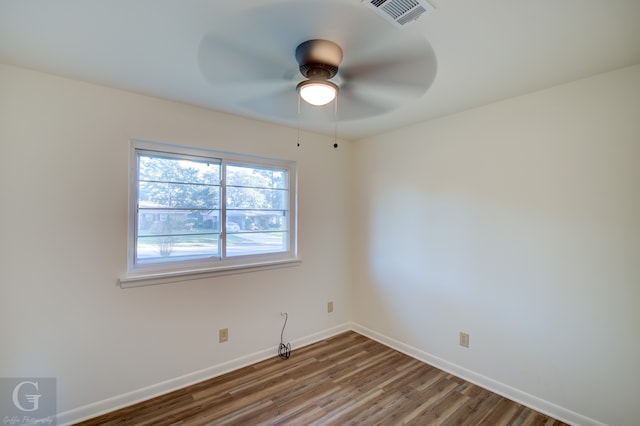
[295,39,343,79]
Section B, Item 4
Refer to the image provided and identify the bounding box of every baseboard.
[57,322,351,425]
[350,322,606,426]
[58,322,603,426]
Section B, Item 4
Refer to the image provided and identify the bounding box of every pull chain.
[333,95,338,149]
[296,91,339,149]
[297,93,301,147]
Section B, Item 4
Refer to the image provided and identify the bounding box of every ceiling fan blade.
[340,36,438,102]
[335,86,393,121]
[208,80,292,103]
[198,32,293,85]
[233,77,422,124]
[238,86,299,121]
[232,78,417,125]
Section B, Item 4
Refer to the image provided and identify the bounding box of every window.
[122,140,298,286]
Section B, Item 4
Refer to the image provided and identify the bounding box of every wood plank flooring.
[76,331,567,425]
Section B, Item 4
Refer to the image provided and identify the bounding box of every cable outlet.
[219,328,229,343]
[327,301,334,313]
[459,332,469,348]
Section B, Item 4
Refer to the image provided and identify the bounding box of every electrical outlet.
[219,328,229,343]
[459,332,469,348]
[327,301,334,313]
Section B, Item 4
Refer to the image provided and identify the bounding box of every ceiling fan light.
[297,80,338,106]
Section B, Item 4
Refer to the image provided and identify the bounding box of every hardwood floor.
[76,331,567,425]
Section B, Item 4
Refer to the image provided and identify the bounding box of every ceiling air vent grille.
[364,0,433,28]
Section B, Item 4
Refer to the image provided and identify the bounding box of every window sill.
[119,258,302,289]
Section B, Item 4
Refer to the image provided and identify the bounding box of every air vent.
[363,0,434,28]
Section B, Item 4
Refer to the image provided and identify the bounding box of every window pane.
[226,187,288,210]
[138,209,221,237]
[139,154,220,185]
[139,182,219,209]
[226,164,288,189]
[224,163,289,257]
[226,232,288,257]
[226,210,287,232]
[136,235,219,263]
[135,152,222,265]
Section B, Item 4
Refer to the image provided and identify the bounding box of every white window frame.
[120,139,299,288]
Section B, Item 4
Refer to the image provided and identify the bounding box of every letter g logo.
[12,380,42,412]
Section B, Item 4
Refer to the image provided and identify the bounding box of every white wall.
[0,64,352,421]
[352,65,640,426]
[2,61,639,425]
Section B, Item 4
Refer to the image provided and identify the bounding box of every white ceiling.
[1,0,639,140]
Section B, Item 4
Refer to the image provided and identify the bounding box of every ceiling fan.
[197,1,437,124]
[295,39,343,107]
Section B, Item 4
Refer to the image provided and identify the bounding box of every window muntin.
[128,141,296,277]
